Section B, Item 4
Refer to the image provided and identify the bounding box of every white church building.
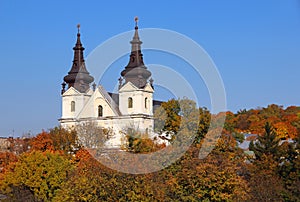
[59,20,162,147]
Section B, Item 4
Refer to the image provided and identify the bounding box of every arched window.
[145,97,148,108]
[71,101,75,112]
[98,105,103,117]
[128,97,133,108]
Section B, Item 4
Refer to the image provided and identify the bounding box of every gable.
[144,83,154,93]
[96,85,121,116]
[73,85,122,119]
[62,87,81,96]
[119,82,138,92]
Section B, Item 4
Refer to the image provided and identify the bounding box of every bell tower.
[120,17,152,89]
[60,25,94,125]
[62,24,94,94]
[118,17,154,121]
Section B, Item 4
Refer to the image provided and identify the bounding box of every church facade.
[59,21,159,147]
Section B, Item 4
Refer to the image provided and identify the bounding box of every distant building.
[0,137,11,152]
[238,133,258,150]
[59,19,162,147]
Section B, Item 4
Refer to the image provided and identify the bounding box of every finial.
[77,23,80,33]
[150,78,154,86]
[134,16,139,29]
[118,77,123,89]
[61,82,66,95]
[92,82,96,91]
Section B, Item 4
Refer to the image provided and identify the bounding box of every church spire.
[131,17,142,52]
[120,17,151,89]
[74,24,85,64]
[63,24,94,93]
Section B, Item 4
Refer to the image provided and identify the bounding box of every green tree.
[195,107,211,143]
[154,99,181,134]
[232,132,244,143]
[277,137,300,201]
[155,98,206,145]
[249,122,280,160]
[223,111,237,133]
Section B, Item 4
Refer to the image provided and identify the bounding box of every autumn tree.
[55,149,165,201]
[164,135,250,201]
[0,150,72,201]
[56,142,251,201]
[274,121,297,140]
[248,123,300,201]
[155,98,208,145]
[125,128,165,153]
[2,103,299,201]
[175,99,200,146]
[195,106,211,143]
[223,104,300,137]
[29,128,81,155]
[248,154,286,201]
[49,127,81,155]
[154,99,181,134]
[284,106,300,135]
[260,104,284,120]
[0,152,17,172]
[223,111,237,133]
[53,149,105,202]
[30,131,54,152]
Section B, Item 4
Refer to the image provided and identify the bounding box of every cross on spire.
[77,23,80,33]
[134,16,138,28]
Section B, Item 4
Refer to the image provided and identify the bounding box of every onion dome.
[121,17,151,88]
[63,24,94,93]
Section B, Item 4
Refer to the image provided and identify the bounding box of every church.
[59,19,161,147]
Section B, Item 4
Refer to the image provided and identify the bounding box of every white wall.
[61,93,91,119]
[60,83,155,148]
[119,82,153,116]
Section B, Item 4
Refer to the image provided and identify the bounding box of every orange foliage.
[74,148,94,162]
[30,131,54,152]
[249,120,265,134]
[0,152,18,173]
[274,122,297,139]
[225,104,300,140]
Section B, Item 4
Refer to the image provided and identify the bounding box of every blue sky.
[0,0,300,136]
